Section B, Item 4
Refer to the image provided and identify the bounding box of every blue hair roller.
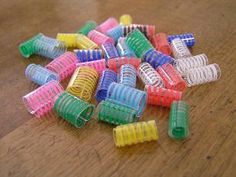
[25,64,60,85]
[106,25,123,42]
[116,37,136,57]
[74,49,103,62]
[119,64,136,88]
[106,82,147,117]
[95,69,117,102]
[143,48,174,69]
[101,42,119,61]
[168,33,195,47]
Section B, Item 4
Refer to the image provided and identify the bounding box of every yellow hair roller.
[56,33,78,48]
[113,120,158,147]
[119,14,132,26]
[66,66,99,102]
[77,34,98,49]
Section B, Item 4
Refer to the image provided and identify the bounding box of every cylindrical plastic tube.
[119,64,136,88]
[56,33,79,48]
[145,85,182,107]
[169,101,189,139]
[54,92,95,128]
[116,37,136,57]
[77,20,97,35]
[88,30,114,46]
[170,38,192,59]
[123,24,155,39]
[76,59,106,73]
[107,57,141,72]
[95,69,117,102]
[74,49,103,62]
[66,66,99,102]
[113,120,158,147]
[22,80,64,118]
[97,100,137,125]
[25,64,59,85]
[119,14,132,26]
[96,17,119,34]
[101,42,119,61]
[151,33,172,56]
[168,33,195,47]
[106,25,123,42]
[76,34,98,49]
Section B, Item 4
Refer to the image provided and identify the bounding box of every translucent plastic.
[66,66,99,102]
[96,17,119,34]
[184,63,221,87]
[25,64,59,85]
[125,29,154,58]
[116,37,136,57]
[145,85,182,107]
[170,38,192,59]
[138,62,164,87]
[97,100,138,125]
[54,92,95,128]
[157,63,187,91]
[95,69,117,102]
[106,25,123,42]
[173,54,209,76]
[107,57,141,72]
[168,33,195,47]
[74,49,103,62]
[123,24,155,39]
[22,81,64,118]
[76,34,98,49]
[56,33,79,48]
[101,42,119,60]
[46,52,77,81]
[169,101,189,139]
[143,48,174,69]
[151,33,172,55]
[119,14,132,25]
[76,59,106,73]
[113,120,158,147]
[88,30,114,46]
[119,64,137,88]
[107,82,147,116]
[77,20,97,35]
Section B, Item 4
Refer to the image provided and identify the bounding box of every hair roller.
[66,66,99,102]
[46,52,77,81]
[143,48,174,69]
[113,120,158,147]
[125,29,154,58]
[157,63,187,91]
[168,33,195,47]
[95,69,117,102]
[56,33,79,48]
[88,30,114,46]
[97,100,137,125]
[151,33,172,56]
[39,34,64,48]
[96,17,119,34]
[138,62,164,87]
[119,14,132,26]
[145,85,182,107]
[106,25,123,42]
[22,81,64,118]
[74,49,103,62]
[173,54,209,76]
[169,101,189,139]
[25,64,59,85]
[107,57,141,72]
[116,37,136,57]
[170,38,192,59]
[119,64,137,88]
[184,63,221,87]
[77,20,97,35]
[54,92,95,128]
[107,82,147,116]
[101,42,119,61]
[76,34,98,49]
[123,24,155,39]
[76,59,106,73]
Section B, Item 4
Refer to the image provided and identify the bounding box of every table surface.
[0,0,236,177]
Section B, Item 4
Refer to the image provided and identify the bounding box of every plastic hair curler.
[119,14,132,26]
[74,49,103,62]
[151,33,172,56]
[96,17,119,34]
[116,37,136,57]
[170,38,192,59]
[123,24,155,39]
[168,33,195,47]
[119,64,137,88]
[76,59,106,73]
[56,33,79,48]
[88,30,114,46]
[101,42,119,61]
[106,25,123,42]
[76,34,98,49]
[77,20,97,35]
[107,57,141,72]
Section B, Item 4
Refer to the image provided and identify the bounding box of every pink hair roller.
[76,59,106,74]
[96,17,119,34]
[22,80,64,118]
[46,52,77,81]
[107,57,141,72]
[88,30,114,46]
[157,63,187,92]
[151,33,172,56]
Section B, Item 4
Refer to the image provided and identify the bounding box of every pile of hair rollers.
[20,14,221,147]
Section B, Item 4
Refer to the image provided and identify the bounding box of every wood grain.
[0,0,236,177]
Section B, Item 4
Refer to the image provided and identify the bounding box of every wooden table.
[0,0,235,176]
